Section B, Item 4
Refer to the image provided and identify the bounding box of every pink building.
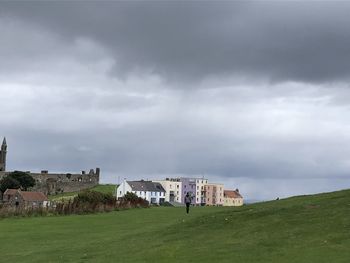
[204,183,224,206]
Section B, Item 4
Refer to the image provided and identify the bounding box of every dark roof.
[20,191,48,202]
[224,190,243,199]
[3,189,18,196]
[3,189,48,202]
[127,181,165,192]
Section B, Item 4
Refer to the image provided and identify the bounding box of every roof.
[3,189,19,196]
[20,191,48,202]
[127,181,165,192]
[224,190,242,199]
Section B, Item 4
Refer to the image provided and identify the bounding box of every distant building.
[0,137,7,172]
[194,178,209,205]
[0,137,100,195]
[223,189,243,206]
[205,183,224,206]
[179,177,196,204]
[116,180,166,205]
[2,188,49,208]
[153,178,182,203]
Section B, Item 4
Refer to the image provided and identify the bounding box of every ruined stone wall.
[0,168,100,195]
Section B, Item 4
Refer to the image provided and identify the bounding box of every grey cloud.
[2,2,350,83]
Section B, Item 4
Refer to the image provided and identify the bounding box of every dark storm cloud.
[2,1,350,83]
[2,1,350,201]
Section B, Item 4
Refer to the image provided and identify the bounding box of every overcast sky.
[1,1,350,200]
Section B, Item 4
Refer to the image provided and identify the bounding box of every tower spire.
[0,137,7,171]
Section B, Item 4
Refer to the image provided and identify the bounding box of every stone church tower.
[0,137,7,171]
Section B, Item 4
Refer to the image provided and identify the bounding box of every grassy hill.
[1,189,350,262]
[48,184,116,201]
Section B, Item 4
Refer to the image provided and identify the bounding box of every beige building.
[153,178,182,203]
[223,189,243,206]
[204,183,224,206]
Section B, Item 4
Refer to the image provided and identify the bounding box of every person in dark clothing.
[185,192,192,214]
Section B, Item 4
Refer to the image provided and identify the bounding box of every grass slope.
[49,184,116,201]
[1,189,350,262]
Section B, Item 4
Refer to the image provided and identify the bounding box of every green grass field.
[1,189,350,262]
[49,184,116,201]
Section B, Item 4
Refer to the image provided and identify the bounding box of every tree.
[9,171,35,191]
[0,171,35,193]
[123,191,139,202]
[0,176,20,193]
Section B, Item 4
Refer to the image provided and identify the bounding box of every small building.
[153,178,182,203]
[2,189,49,208]
[223,189,243,206]
[116,180,166,205]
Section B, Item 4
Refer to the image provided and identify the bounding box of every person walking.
[185,192,192,214]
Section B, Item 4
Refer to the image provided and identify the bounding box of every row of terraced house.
[116,177,243,206]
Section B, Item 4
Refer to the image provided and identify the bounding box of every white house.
[116,180,166,205]
[153,178,182,203]
[194,178,208,205]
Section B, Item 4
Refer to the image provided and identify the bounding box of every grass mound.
[1,189,350,262]
[49,184,116,201]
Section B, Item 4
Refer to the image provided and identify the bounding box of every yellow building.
[223,189,243,206]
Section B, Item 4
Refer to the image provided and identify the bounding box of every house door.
[170,191,175,202]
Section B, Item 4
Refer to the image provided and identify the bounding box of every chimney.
[235,188,239,193]
[96,167,100,176]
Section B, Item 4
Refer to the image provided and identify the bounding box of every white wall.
[116,181,165,204]
[116,180,132,199]
[195,178,208,205]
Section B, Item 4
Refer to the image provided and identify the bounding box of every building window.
[196,198,199,202]
[177,185,179,189]
[197,186,199,190]
[119,191,122,195]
